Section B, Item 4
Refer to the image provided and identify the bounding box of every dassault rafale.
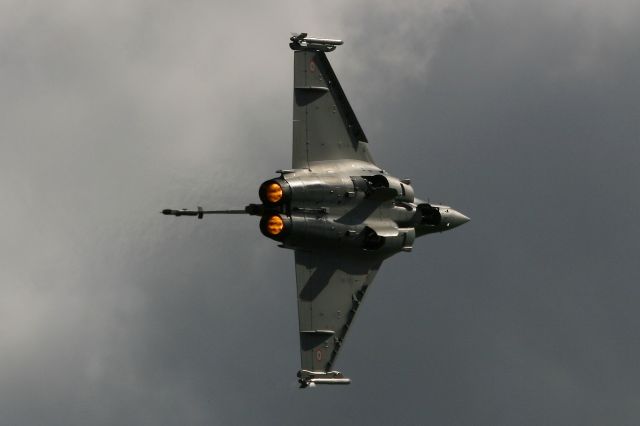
[162,33,469,388]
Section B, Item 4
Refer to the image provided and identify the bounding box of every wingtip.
[297,370,351,388]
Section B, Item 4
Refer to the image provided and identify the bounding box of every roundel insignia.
[316,349,322,361]
[309,60,316,72]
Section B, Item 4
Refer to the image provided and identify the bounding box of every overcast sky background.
[2,0,640,424]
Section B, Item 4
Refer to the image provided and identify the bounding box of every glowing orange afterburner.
[266,215,284,235]
[265,182,283,203]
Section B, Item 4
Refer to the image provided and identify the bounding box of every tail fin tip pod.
[290,32,344,52]
[297,370,351,388]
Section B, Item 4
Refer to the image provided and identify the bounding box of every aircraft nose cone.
[445,209,470,229]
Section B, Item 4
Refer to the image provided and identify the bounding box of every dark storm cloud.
[338,1,640,424]
[0,1,343,424]
[2,0,640,425]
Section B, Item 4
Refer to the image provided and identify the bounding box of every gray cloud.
[2,0,640,425]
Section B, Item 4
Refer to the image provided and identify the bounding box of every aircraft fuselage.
[258,160,469,258]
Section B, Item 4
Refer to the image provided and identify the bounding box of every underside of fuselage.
[257,160,468,257]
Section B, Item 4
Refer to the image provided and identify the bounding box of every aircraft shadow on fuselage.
[334,198,384,226]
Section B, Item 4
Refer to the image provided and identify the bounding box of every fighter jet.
[162,33,469,388]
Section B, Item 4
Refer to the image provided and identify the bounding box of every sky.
[1,0,640,424]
